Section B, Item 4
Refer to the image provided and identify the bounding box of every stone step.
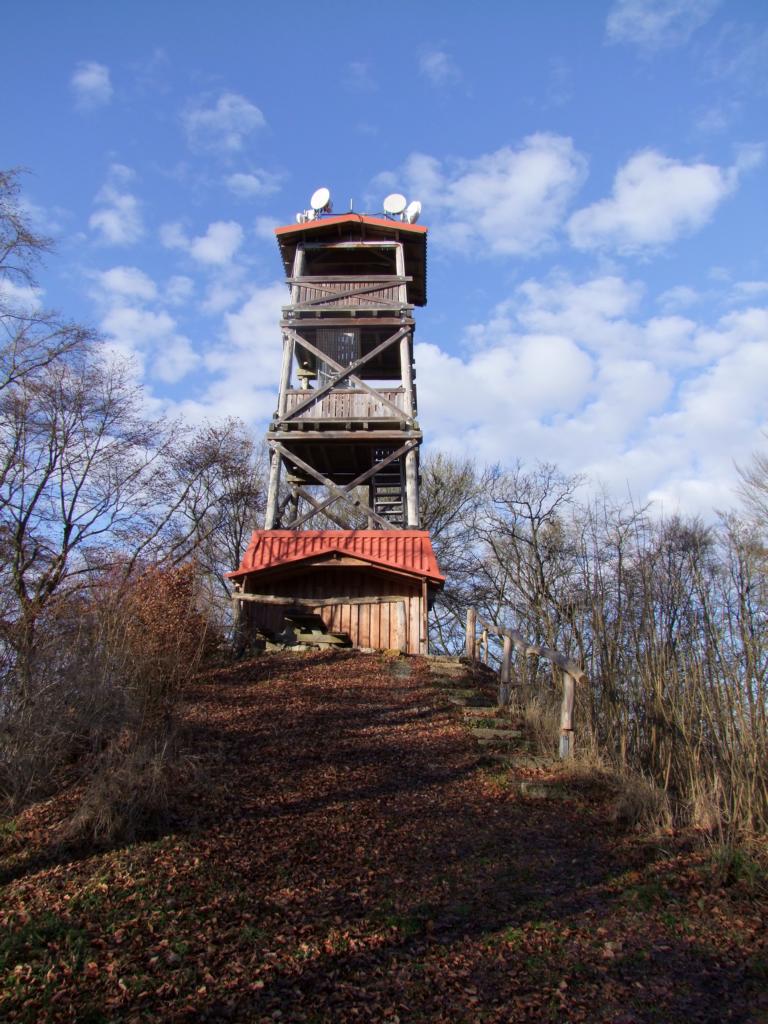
[467,719,521,731]
[471,728,522,741]
[427,661,468,675]
[445,695,496,708]
[516,780,572,800]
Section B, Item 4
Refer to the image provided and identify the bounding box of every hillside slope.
[1,651,766,1023]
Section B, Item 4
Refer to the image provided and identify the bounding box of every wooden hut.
[228,529,443,654]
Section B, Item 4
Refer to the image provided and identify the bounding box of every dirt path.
[1,652,766,1022]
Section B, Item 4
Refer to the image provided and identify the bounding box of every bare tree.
[737,435,768,533]
[0,170,257,700]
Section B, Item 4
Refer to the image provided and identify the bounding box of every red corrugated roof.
[227,530,444,584]
[274,214,427,238]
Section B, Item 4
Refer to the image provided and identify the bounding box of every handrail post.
[559,671,575,758]
[499,634,512,707]
[466,607,477,661]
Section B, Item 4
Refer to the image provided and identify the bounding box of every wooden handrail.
[465,608,586,758]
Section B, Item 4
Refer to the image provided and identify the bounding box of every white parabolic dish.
[383,193,407,215]
[405,200,422,223]
[310,187,331,211]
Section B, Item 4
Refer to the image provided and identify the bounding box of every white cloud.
[89,165,144,246]
[200,275,247,314]
[255,216,280,240]
[567,149,760,253]
[152,337,200,383]
[159,221,188,250]
[225,170,282,198]
[657,285,700,312]
[606,0,721,50]
[190,221,243,264]
[414,273,768,517]
[100,304,199,383]
[71,60,113,109]
[160,220,244,265]
[183,92,265,153]
[419,49,461,86]
[383,135,587,257]
[731,280,768,301]
[166,275,194,305]
[165,283,285,425]
[0,278,43,312]
[97,266,157,300]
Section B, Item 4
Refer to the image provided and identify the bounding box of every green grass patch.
[0,911,91,973]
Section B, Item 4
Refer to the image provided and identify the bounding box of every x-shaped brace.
[283,438,419,530]
[269,440,416,531]
[282,326,411,424]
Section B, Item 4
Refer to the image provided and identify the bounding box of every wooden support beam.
[267,429,422,442]
[276,331,294,418]
[234,593,407,608]
[281,317,413,328]
[287,275,413,283]
[270,441,394,530]
[285,327,411,422]
[290,486,349,529]
[264,445,282,529]
[404,441,420,528]
[284,439,418,530]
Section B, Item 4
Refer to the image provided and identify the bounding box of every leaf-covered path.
[2,652,766,1022]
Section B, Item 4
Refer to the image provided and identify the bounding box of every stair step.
[462,712,512,720]
[467,719,519,731]
[471,728,522,740]
[445,695,496,708]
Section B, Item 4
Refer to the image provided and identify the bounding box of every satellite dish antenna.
[296,212,306,224]
[405,200,422,224]
[310,187,332,213]
[383,193,407,216]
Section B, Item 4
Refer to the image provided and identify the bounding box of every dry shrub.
[70,564,212,841]
[0,563,215,841]
[610,772,673,832]
[519,690,561,757]
[68,734,203,843]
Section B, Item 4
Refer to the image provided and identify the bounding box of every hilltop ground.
[1,651,766,1023]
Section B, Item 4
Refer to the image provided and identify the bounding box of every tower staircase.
[370,450,405,527]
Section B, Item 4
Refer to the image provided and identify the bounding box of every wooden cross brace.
[270,438,418,531]
[287,277,411,309]
[282,326,411,424]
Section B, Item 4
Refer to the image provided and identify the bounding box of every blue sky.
[3,0,767,517]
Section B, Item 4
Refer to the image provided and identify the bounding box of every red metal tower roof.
[227,530,444,584]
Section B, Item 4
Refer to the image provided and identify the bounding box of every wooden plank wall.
[242,567,424,653]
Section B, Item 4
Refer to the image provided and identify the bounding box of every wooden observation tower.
[229,189,443,654]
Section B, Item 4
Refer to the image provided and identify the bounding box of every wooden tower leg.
[264,445,282,529]
[405,448,419,528]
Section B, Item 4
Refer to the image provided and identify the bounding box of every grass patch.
[0,912,91,973]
